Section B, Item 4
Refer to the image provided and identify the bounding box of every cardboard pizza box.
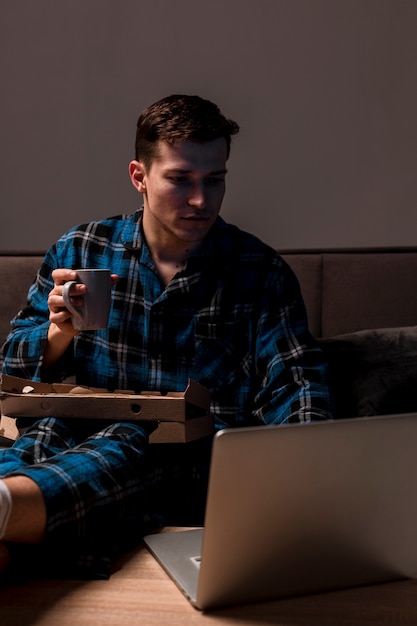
[0,374,211,421]
[0,374,214,444]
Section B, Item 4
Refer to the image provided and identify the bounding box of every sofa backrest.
[1,248,417,348]
[282,248,417,337]
[0,253,44,346]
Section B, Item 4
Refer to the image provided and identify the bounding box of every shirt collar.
[120,209,144,252]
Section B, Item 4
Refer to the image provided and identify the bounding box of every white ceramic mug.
[62,269,111,330]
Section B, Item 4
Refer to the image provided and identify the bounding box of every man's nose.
[188,183,206,208]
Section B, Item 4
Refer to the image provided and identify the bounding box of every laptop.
[143,414,417,610]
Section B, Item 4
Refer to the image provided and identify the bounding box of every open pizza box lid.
[0,374,214,444]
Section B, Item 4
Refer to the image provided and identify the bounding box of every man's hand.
[48,269,119,335]
[42,269,118,368]
[48,269,86,336]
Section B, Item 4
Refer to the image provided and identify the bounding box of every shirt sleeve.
[253,259,333,425]
[1,247,73,382]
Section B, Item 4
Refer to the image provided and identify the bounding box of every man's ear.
[129,161,147,193]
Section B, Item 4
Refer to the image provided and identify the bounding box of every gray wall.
[1,0,417,251]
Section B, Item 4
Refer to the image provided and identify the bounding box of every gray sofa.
[2,247,417,421]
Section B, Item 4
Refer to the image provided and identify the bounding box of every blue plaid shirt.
[1,210,331,428]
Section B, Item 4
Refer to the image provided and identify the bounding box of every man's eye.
[206,177,225,186]
[169,176,188,184]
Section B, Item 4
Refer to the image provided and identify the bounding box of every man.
[0,95,332,579]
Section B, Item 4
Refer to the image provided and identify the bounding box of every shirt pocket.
[193,318,250,387]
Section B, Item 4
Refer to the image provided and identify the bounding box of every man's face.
[130,138,228,248]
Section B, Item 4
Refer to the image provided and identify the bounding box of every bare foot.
[0,542,11,574]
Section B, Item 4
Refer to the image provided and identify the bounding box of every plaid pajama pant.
[0,418,213,579]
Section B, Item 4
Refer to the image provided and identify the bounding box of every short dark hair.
[135,94,239,168]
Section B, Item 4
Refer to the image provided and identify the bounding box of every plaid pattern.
[1,210,331,426]
[0,210,331,577]
[0,418,212,578]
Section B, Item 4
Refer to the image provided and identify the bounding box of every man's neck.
[142,211,202,264]
[145,233,200,266]
[142,228,202,286]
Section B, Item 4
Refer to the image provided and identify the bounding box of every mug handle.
[62,280,84,323]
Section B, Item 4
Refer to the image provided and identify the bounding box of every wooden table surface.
[1,534,417,626]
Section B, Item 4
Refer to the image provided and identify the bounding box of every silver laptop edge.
[144,414,417,609]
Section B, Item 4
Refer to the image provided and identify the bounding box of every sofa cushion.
[0,255,43,347]
[321,253,417,337]
[318,326,417,418]
[281,253,323,338]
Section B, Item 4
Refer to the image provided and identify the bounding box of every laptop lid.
[144,413,417,610]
